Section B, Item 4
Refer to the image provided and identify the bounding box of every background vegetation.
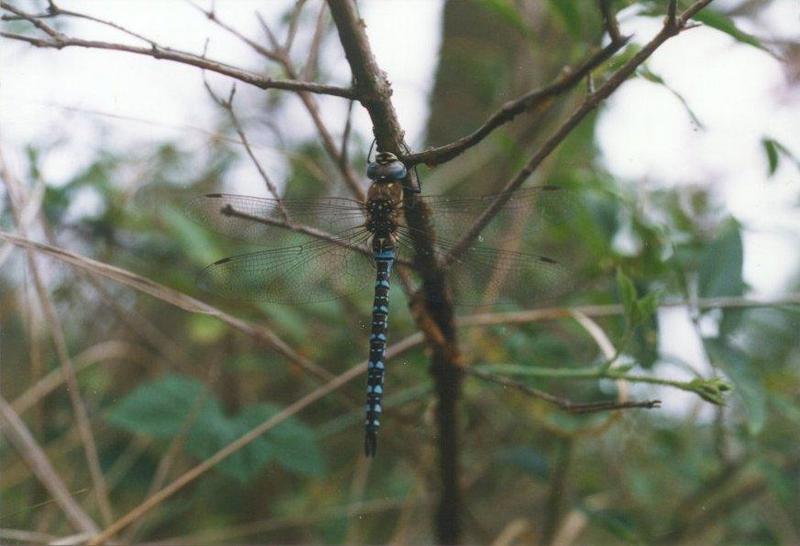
[1,0,799,544]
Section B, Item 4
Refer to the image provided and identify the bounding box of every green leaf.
[698,221,744,298]
[546,0,582,39]
[761,138,780,176]
[107,375,324,483]
[705,339,765,435]
[616,269,638,326]
[478,0,530,36]
[691,10,765,51]
[494,447,549,480]
[106,374,215,437]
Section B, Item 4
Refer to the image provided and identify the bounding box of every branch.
[402,38,629,167]
[445,0,715,266]
[327,2,462,543]
[475,363,731,405]
[598,0,624,45]
[0,395,99,534]
[0,2,356,99]
[253,5,365,199]
[0,230,335,384]
[468,368,661,413]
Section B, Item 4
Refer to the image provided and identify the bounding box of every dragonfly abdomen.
[364,246,394,457]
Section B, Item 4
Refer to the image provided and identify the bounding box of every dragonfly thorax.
[365,181,403,241]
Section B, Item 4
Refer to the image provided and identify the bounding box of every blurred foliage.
[1,0,799,545]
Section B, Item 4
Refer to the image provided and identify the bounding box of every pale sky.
[2,0,798,416]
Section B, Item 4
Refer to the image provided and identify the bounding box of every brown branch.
[1,155,115,525]
[253,7,365,199]
[598,0,624,45]
[402,38,629,167]
[185,0,283,62]
[445,0,715,266]
[203,81,289,220]
[326,2,462,543]
[0,395,99,534]
[0,230,335,385]
[0,2,356,99]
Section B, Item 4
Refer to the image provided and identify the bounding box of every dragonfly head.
[367,152,408,182]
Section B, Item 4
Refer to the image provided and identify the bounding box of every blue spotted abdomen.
[364,247,394,457]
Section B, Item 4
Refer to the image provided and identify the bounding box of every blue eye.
[387,161,408,179]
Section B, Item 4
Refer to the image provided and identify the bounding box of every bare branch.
[1,152,114,525]
[445,0,715,266]
[0,230,335,384]
[284,0,309,53]
[185,0,282,62]
[203,80,289,219]
[598,0,624,45]
[302,1,328,81]
[403,38,629,167]
[0,395,99,534]
[0,2,356,99]
[327,2,462,543]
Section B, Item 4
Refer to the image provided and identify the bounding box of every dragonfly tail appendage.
[364,247,394,458]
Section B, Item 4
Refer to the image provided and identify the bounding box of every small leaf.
[638,66,705,129]
[691,10,766,51]
[698,221,745,298]
[761,138,780,176]
[106,374,215,437]
[616,269,638,326]
[637,291,660,320]
[546,0,582,39]
[687,377,733,405]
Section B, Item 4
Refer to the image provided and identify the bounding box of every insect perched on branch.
[187,152,568,456]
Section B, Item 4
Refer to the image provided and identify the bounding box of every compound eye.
[366,162,378,179]
[387,161,407,180]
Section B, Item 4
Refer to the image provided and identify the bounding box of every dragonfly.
[186,152,568,457]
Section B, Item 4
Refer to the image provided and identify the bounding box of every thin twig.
[250,6,365,199]
[0,395,99,534]
[0,2,355,99]
[445,0,715,267]
[403,38,629,167]
[469,368,661,413]
[283,0,309,53]
[0,230,335,384]
[184,0,282,62]
[1,155,115,526]
[598,0,624,45]
[302,1,328,81]
[203,80,289,219]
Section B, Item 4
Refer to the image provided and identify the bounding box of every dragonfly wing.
[395,233,567,307]
[410,185,572,244]
[445,244,568,307]
[186,193,367,242]
[198,237,375,304]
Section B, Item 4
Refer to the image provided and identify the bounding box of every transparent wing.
[396,232,567,307]
[408,185,571,244]
[198,235,375,304]
[186,193,367,242]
